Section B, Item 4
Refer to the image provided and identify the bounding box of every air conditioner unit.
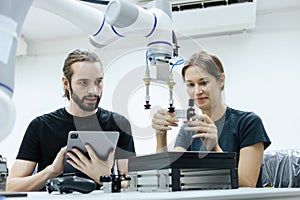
[172,0,257,38]
[136,0,257,38]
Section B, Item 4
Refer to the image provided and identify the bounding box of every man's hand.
[47,147,67,176]
[66,144,114,184]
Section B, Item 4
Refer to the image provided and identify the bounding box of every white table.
[3,188,300,200]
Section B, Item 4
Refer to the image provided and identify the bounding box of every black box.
[127,151,238,191]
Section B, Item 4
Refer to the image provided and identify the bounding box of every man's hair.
[181,51,225,90]
[63,49,102,100]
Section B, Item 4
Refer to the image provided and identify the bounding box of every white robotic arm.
[0,0,177,141]
[33,0,177,110]
[0,0,33,141]
[106,0,173,56]
[33,0,173,52]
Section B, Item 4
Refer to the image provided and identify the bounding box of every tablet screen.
[63,131,119,176]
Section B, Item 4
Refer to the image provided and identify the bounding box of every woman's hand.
[184,114,222,152]
[66,144,114,184]
[152,109,179,152]
[152,109,179,133]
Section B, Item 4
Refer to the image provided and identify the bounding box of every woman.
[152,51,271,187]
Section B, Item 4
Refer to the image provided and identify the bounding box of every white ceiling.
[20,0,300,42]
[21,1,106,42]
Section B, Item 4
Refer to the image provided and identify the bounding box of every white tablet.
[63,131,120,175]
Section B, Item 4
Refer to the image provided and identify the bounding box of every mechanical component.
[187,99,196,121]
[167,72,176,113]
[100,174,131,193]
[46,175,96,194]
[0,155,8,191]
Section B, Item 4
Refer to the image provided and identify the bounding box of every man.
[7,49,135,191]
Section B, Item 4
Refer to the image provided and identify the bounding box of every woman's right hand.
[152,109,179,134]
[152,109,179,152]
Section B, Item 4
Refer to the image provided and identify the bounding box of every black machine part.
[186,99,196,121]
[46,175,96,194]
[100,174,131,193]
[0,155,8,191]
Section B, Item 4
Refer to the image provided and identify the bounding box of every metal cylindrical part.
[106,1,155,37]
[106,0,139,28]
[169,88,174,105]
[147,0,172,19]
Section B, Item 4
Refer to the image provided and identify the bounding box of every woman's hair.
[181,51,225,90]
[62,49,102,100]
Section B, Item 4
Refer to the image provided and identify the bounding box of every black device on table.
[46,174,96,194]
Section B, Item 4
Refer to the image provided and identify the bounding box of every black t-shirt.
[16,107,136,173]
[175,107,271,187]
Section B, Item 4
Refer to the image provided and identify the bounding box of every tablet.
[63,131,120,175]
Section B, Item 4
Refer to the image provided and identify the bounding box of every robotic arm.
[0,0,33,141]
[32,0,174,52]
[33,0,177,110]
[0,0,179,140]
[105,0,178,111]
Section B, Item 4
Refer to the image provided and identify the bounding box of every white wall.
[1,6,300,169]
[197,8,300,151]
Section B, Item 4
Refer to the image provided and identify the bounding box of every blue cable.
[170,58,184,72]
[145,49,156,68]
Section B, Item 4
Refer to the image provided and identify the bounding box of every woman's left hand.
[184,114,222,152]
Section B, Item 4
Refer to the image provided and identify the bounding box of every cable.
[145,49,156,68]
[170,58,184,72]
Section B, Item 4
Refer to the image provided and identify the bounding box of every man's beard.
[71,92,101,112]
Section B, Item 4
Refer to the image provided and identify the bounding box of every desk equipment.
[0,155,8,191]
[100,174,131,193]
[127,151,238,192]
[46,175,96,194]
